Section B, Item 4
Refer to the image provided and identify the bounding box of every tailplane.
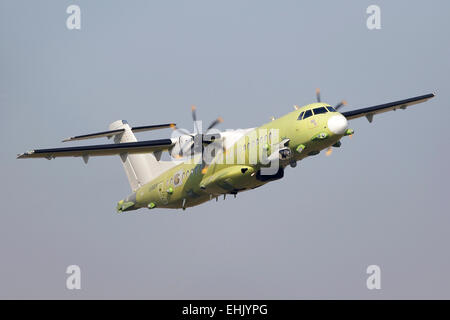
[18,119,179,192]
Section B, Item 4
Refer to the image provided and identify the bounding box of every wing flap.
[342,93,435,121]
[17,139,174,159]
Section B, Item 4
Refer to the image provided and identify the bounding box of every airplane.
[17,91,435,212]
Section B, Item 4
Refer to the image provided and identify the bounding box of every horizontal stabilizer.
[62,128,125,142]
[131,123,176,133]
[62,123,176,142]
[17,139,174,159]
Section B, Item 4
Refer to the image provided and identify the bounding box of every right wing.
[17,139,174,160]
[342,93,435,122]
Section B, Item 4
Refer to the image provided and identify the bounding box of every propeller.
[174,106,224,158]
[190,105,223,134]
[315,88,347,111]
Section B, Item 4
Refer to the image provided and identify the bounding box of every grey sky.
[1,0,449,299]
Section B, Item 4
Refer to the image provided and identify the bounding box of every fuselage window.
[174,174,181,185]
[303,109,313,119]
[313,107,328,115]
[297,111,305,120]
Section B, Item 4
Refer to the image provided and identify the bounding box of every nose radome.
[327,114,348,135]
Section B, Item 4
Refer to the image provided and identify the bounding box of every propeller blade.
[316,88,321,102]
[191,105,200,134]
[325,147,333,156]
[335,100,347,110]
[206,117,223,132]
[191,105,197,122]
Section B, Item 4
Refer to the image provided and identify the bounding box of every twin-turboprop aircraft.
[18,91,435,212]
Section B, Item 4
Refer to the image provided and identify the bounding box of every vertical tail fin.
[109,120,162,191]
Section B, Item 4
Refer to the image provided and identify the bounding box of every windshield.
[313,107,328,115]
[298,106,336,120]
[302,109,313,119]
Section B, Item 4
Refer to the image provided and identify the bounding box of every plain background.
[1,0,449,299]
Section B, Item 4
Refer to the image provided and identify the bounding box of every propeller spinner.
[173,106,224,158]
[315,89,348,157]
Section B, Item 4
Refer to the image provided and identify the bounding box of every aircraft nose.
[327,114,348,135]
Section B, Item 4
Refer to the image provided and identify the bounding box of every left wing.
[17,139,174,160]
[342,93,435,123]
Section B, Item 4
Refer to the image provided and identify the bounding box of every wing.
[17,139,174,160]
[342,93,435,122]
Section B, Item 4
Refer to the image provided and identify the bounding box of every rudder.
[109,120,161,191]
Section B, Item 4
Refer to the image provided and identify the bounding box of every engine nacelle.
[170,135,194,158]
[170,132,223,159]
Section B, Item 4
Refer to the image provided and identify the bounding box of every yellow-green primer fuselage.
[117,102,351,212]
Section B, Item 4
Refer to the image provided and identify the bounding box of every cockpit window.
[313,107,328,115]
[326,106,337,112]
[297,111,305,120]
[303,109,313,119]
